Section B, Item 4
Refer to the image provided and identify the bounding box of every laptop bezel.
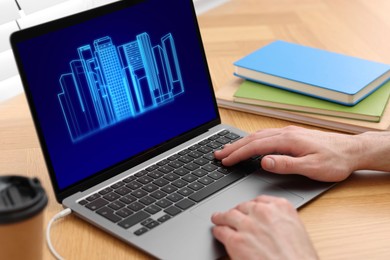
[10,0,221,203]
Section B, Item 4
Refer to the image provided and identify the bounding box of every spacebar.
[189,172,244,202]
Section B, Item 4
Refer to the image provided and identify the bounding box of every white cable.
[46,208,72,260]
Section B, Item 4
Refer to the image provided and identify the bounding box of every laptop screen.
[13,0,219,193]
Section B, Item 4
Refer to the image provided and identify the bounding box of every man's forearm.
[354,131,390,172]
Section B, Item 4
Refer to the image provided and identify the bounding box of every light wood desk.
[1,0,390,259]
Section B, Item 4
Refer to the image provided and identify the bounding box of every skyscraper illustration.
[58,32,185,142]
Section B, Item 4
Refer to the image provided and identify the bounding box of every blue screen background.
[16,0,218,190]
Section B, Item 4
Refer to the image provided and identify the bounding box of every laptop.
[10,0,335,259]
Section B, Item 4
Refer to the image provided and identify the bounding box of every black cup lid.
[0,176,48,224]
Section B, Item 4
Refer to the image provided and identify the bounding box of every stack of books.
[216,40,390,133]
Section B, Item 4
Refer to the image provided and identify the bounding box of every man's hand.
[215,126,362,182]
[211,195,318,260]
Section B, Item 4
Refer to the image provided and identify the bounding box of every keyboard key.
[144,204,162,215]
[193,158,208,166]
[126,181,142,190]
[164,206,182,216]
[208,135,220,141]
[78,200,88,205]
[183,163,199,171]
[207,142,221,149]
[146,165,159,172]
[127,201,145,212]
[198,139,210,145]
[176,198,195,210]
[161,185,178,194]
[135,170,148,177]
[97,207,122,223]
[207,171,225,180]
[171,179,187,188]
[166,193,184,203]
[216,137,231,145]
[153,178,169,187]
[182,174,198,183]
[188,144,201,150]
[157,214,171,223]
[141,218,154,226]
[115,186,131,196]
[178,149,190,155]
[119,194,137,204]
[142,183,159,193]
[118,211,150,229]
[99,187,113,195]
[188,151,202,159]
[177,187,194,197]
[123,176,136,183]
[218,130,230,136]
[208,171,224,180]
[85,198,108,210]
[150,190,167,200]
[158,165,174,174]
[148,170,164,179]
[217,167,232,175]
[192,169,208,177]
[173,168,190,176]
[197,146,212,154]
[86,193,100,201]
[189,172,244,202]
[168,161,184,168]
[202,164,218,172]
[145,221,159,229]
[168,154,180,161]
[131,189,148,198]
[134,227,148,236]
[155,198,173,208]
[137,176,153,184]
[139,196,156,206]
[108,201,125,210]
[163,173,179,181]
[116,208,133,218]
[188,182,204,191]
[178,156,193,163]
[157,159,170,166]
[198,176,214,185]
[203,153,215,161]
[225,133,240,140]
[103,192,120,202]
[111,181,125,189]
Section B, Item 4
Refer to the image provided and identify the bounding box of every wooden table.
[1,0,390,259]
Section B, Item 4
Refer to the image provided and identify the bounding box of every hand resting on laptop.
[214,125,390,182]
[212,125,390,260]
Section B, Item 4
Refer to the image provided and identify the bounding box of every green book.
[234,80,390,122]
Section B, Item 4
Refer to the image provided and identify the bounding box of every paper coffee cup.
[0,176,48,260]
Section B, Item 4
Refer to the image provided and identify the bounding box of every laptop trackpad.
[190,173,303,220]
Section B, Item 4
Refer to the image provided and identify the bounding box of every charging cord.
[46,208,73,260]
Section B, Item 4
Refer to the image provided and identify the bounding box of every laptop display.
[13,0,218,193]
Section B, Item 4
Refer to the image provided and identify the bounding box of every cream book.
[216,79,390,133]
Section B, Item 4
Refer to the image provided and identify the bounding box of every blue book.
[234,40,390,105]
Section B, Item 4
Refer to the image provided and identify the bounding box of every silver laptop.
[10,0,335,259]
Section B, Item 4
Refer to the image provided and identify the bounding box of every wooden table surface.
[1,0,390,259]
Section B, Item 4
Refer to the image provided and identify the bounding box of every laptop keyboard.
[79,130,260,236]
